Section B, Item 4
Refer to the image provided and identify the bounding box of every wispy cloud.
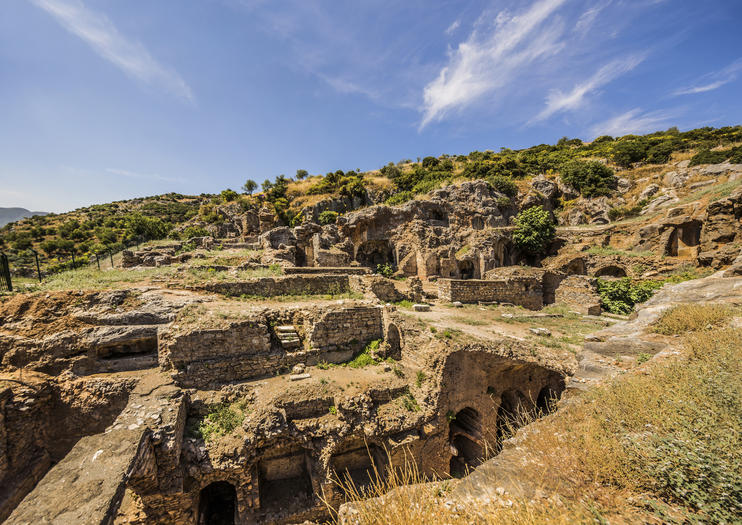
[105,168,184,184]
[31,0,194,103]
[574,0,610,35]
[673,58,742,96]
[420,0,568,128]
[445,19,461,36]
[589,108,675,137]
[532,54,644,122]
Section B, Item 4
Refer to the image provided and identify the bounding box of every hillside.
[0,208,47,227]
[1,127,741,525]
[1,125,741,280]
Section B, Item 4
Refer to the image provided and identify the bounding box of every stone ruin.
[0,286,572,525]
[2,173,742,524]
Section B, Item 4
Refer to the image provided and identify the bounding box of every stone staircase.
[276,325,302,350]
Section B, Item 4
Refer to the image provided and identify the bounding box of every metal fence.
[0,253,12,292]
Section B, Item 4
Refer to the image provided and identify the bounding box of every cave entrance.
[594,265,627,279]
[565,258,586,275]
[258,451,313,513]
[458,260,475,280]
[356,240,394,269]
[496,389,530,446]
[536,386,559,416]
[331,444,387,494]
[448,407,483,478]
[197,481,237,525]
[666,221,702,257]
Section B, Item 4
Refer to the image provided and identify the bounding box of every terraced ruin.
[2,144,742,524]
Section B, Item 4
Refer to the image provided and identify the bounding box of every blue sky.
[1,0,741,213]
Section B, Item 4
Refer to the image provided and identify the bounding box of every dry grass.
[651,303,736,335]
[332,308,742,524]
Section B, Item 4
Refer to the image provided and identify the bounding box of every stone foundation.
[198,275,351,297]
[437,277,543,310]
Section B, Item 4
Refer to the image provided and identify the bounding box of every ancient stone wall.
[305,306,383,353]
[159,305,386,388]
[554,275,602,315]
[199,275,351,297]
[437,278,543,310]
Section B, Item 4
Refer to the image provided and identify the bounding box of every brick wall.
[437,278,543,310]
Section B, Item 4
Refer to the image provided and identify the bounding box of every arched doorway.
[385,323,401,359]
[458,260,475,280]
[448,407,483,478]
[355,240,394,269]
[594,265,627,278]
[198,481,237,525]
[536,386,558,416]
[496,389,530,446]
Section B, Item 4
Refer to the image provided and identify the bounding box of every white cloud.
[31,0,194,103]
[589,108,674,137]
[532,54,644,122]
[445,19,461,36]
[574,0,610,35]
[420,0,568,128]
[673,58,742,96]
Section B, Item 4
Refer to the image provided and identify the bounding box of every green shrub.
[560,161,617,198]
[318,211,339,225]
[487,175,518,198]
[180,226,209,239]
[611,138,649,167]
[512,205,556,256]
[376,263,394,278]
[385,191,413,206]
[608,203,644,221]
[688,149,731,166]
[597,278,663,314]
[198,402,246,442]
[220,189,239,202]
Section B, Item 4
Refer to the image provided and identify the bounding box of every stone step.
[279,336,300,344]
[276,325,298,333]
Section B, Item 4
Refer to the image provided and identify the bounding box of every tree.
[512,205,555,256]
[242,179,258,195]
[560,160,617,198]
[295,169,308,180]
[220,189,239,202]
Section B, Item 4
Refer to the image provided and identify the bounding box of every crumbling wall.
[305,306,383,353]
[554,275,602,315]
[437,278,543,310]
[199,275,351,297]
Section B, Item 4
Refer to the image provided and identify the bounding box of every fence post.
[96,253,101,271]
[109,251,114,268]
[0,252,12,292]
[30,249,42,282]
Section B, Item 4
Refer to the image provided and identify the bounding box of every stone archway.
[385,323,401,359]
[536,385,559,416]
[594,265,627,278]
[496,389,530,445]
[355,240,394,269]
[197,481,237,525]
[457,260,475,280]
[448,407,483,478]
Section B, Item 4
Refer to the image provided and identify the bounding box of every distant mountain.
[0,208,48,227]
